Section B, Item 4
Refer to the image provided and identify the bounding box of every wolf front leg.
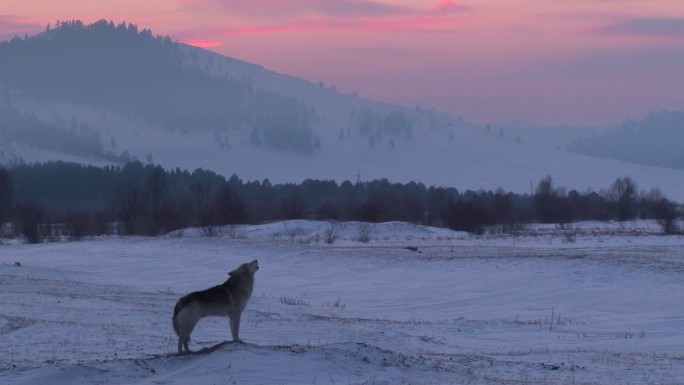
[229,312,244,343]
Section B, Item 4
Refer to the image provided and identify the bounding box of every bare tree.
[609,177,637,221]
[66,209,95,240]
[117,176,143,235]
[144,165,166,234]
[0,167,11,224]
[280,192,306,220]
[213,184,245,225]
[323,221,339,244]
[191,181,221,236]
[534,175,558,223]
[15,202,44,243]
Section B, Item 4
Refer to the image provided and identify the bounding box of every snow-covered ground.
[2,220,684,384]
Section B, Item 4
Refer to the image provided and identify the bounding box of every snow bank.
[2,220,684,384]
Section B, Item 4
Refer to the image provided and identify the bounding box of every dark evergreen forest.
[0,161,680,242]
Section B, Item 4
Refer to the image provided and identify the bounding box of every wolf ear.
[228,268,238,277]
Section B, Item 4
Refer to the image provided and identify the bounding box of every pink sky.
[2,0,683,126]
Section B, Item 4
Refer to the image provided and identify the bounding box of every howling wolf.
[172,260,259,355]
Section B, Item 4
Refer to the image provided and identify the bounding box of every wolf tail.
[172,299,184,336]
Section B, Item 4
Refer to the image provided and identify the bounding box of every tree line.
[0,103,118,162]
[0,161,681,242]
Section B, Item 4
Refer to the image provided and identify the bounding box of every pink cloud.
[171,0,471,39]
[427,0,468,15]
[187,0,471,37]
[182,39,224,48]
[176,0,409,19]
[0,14,44,41]
[314,1,411,18]
[210,15,462,36]
[176,0,468,20]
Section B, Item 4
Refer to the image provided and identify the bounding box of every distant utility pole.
[356,170,361,184]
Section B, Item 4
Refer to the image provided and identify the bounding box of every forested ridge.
[0,19,319,154]
[0,161,680,242]
[567,111,684,170]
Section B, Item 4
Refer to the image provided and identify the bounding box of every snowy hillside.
[2,220,684,384]
[2,20,684,201]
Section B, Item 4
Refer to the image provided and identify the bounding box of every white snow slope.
[2,220,684,384]
[4,44,684,202]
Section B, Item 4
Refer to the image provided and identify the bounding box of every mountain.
[2,19,684,201]
[567,111,684,170]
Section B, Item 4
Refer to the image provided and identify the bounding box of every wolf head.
[229,259,259,277]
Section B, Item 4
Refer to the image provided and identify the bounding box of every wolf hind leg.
[176,308,199,354]
[183,336,190,354]
[177,334,191,355]
[177,336,184,355]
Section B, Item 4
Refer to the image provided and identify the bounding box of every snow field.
[1,220,684,384]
